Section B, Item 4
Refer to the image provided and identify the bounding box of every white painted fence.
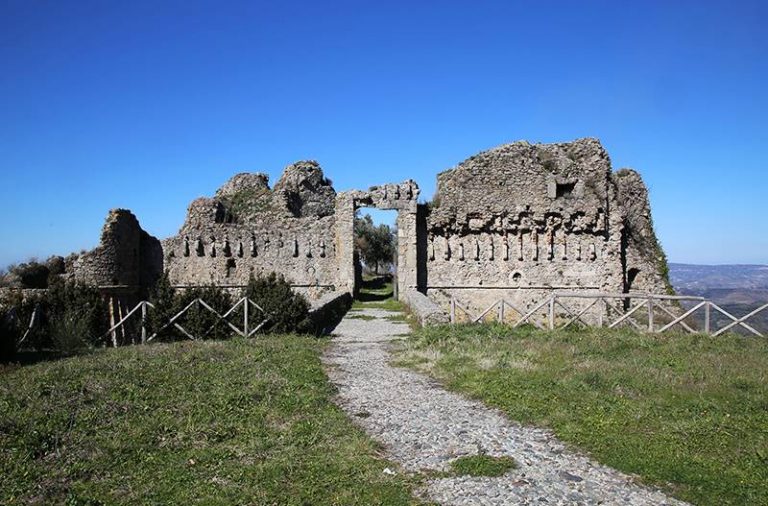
[102,297,270,346]
[449,292,768,337]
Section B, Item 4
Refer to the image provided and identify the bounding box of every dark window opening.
[225,258,236,278]
[627,268,640,290]
[556,182,576,198]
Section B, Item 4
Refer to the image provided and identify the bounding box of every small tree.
[244,272,310,333]
[354,213,396,275]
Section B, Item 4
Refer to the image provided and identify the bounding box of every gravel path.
[323,305,688,506]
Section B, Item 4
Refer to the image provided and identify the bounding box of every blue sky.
[1,0,766,267]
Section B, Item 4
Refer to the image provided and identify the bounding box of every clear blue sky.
[1,0,766,267]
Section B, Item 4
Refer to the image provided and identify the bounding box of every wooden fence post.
[597,298,604,328]
[108,297,118,348]
[548,295,555,330]
[244,297,249,337]
[704,301,711,334]
[141,301,148,344]
[647,298,654,333]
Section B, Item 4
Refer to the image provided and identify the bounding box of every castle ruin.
[67,138,671,323]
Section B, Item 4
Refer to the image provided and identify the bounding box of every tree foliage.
[354,213,396,274]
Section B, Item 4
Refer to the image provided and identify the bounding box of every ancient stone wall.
[162,161,338,299]
[72,209,162,296]
[421,138,669,318]
[64,138,670,319]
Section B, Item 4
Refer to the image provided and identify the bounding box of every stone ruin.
[422,138,671,317]
[58,137,670,324]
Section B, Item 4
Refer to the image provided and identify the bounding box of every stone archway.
[335,181,420,300]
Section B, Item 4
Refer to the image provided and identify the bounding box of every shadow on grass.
[1,349,72,371]
[357,276,394,302]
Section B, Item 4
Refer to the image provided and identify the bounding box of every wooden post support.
[704,301,711,334]
[109,297,118,348]
[244,297,249,337]
[141,301,148,344]
[647,298,654,333]
[498,300,505,324]
[450,297,456,324]
[548,295,555,330]
[597,298,604,327]
[116,299,126,345]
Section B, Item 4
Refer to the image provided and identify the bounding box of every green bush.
[148,273,234,341]
[44,279,109,353]
[172,285,233,340]
[1,281,108,357]
[10,261,50,288]
[147,272,177,341]
[0,307,20,362]
[243,272,310,333]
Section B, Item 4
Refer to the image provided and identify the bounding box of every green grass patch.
[450,454,517,477]
[0,337,424,505]
[352,298,405,312]
[348,314,377,321]
[396,323,768,505]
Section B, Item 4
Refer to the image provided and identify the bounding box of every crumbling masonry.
[68,138,671,322]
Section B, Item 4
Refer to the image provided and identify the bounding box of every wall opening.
[225,258,236,278]
[556,181,576,198]
[354,208,398,301]
[627,267,640,291]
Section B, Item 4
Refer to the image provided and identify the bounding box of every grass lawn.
[395,324,768,506]
[0,337,424,505]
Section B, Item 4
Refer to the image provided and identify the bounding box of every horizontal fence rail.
[449,292,768,337]
[104,297,271,346]
[13,297,273,349]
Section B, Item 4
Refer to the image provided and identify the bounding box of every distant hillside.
[669,263,768,334]
[670,263,768,293]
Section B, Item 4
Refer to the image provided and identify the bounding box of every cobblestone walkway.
[323,305,687,506]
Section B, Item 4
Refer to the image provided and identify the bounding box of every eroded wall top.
[430,138,611,234]
[163,161,338,293]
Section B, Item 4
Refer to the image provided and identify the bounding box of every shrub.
[147,272,177,341]
[148,273,234,341]
[10,261,50,288]
[172,284,233,340]
[1,291,48,356]
[243,272,310,333]
[44,279,109,353]
[0,306,19,362]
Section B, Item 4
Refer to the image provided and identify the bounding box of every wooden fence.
[15,297,271,348]
[102,297,270,346]
[449,292,768,337]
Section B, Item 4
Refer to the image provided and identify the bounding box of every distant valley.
[669,263,768,333]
